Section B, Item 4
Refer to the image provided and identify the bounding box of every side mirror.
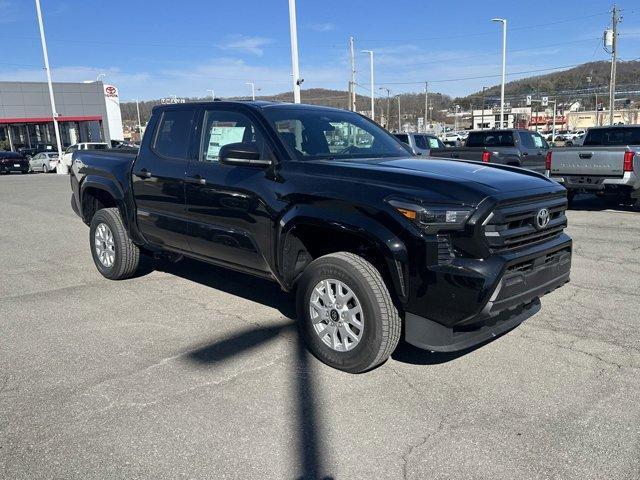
[219,142,272,167]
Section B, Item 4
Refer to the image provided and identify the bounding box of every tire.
[42,164,48,173]
[89,207,142,280]
[296,252,401,373]
[566,189,575,207]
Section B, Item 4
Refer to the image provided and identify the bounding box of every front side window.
[199,110,269,162]
[532,133,548,149]
[153,109,195,159]
[427,136,443,149]
[264,108,408,161]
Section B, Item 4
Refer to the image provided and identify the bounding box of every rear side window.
[467,131,515,147]
[519,131,536,149]
[154,109,195,158]
[583,127,640,146]
[394,134,409,144]
[414,135,428,149]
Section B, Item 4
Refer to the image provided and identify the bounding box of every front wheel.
[296,252,401,373]
[42,164,49,173]
[89,208,143,280]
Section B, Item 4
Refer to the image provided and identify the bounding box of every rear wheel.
[296,252,401,373]
[42,164,49,173]
[89,208,143,280]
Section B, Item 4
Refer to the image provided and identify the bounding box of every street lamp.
[361,50,375,122]
[207,89,215,101]
[491,18,507,128]
[96,73,106,82]
[396,95,401,132]
[245,82,256,101]
[481,86,488,130]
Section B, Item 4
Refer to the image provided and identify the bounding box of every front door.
[132,108,195,251]
[184,107,275,273]
[519,131,546,173]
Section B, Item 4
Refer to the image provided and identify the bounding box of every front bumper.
[404,235,571,352]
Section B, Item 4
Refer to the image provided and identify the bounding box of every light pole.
[396,95,401,132]
[288,0,302,103]
[361,50,375,122]
[379,87,391,130]
[34,0,64,172]
[491,18,507,128]
[245,82,256,101]
[96,73,105,83]
[135,100,142,133]
[207,89,215,100]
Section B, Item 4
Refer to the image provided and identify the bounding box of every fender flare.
[276,205,409,302]
[79,175,127,223]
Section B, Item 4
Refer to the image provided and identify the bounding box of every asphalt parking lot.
[1,173,639,480]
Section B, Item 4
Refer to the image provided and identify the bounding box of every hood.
[304,156,560,205]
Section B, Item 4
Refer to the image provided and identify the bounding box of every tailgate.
[550,147,626,177]
[430,148,484,161]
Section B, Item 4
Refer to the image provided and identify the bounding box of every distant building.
[566,109,640,129]
[0,81,124,151]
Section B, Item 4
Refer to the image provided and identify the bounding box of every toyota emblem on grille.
[535,208,550,229]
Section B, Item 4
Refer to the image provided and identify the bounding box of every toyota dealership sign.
[103,84,124,141]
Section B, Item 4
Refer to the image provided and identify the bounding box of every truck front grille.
[484,193,567,253]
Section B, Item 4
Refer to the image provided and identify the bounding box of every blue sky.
[0,0,639,101]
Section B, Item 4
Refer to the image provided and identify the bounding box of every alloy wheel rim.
[309,279,364,352]
[94,223,115,268]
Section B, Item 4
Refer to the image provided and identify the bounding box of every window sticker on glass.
[206,126,246,160]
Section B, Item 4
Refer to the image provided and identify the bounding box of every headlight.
[388,199,473,232]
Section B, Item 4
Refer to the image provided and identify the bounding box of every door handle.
[134,168,152,178]
[186,174,206,185]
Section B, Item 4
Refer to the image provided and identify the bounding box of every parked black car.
[69,102,572,372]
[0,151,30,174]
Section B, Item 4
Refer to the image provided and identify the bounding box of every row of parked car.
[0,142,111,175]
[394,126,639,208]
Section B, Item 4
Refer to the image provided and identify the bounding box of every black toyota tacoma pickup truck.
[70,101,572,373]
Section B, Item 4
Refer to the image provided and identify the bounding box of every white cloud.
[217,35,275,57]
[306,22,336,32]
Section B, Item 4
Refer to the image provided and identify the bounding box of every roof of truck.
[152,100,351,114]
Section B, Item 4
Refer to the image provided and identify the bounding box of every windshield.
[583,127,640,146]
[263,108,409,161]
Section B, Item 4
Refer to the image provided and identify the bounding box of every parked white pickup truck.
[61,143,109,170]
[547,125,639,206]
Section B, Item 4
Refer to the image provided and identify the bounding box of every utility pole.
[245,82,256,101]
[288,0,302,103]
[424,82,429,132]
[207,89,215,100]
[481,86,487,130]
[396,95,401,132]
[492,18,507,128]
[606,4,620,125]
[362,50,374,121]
[379,87,391,130]
[34,0,63,173]
[349,36,356,112]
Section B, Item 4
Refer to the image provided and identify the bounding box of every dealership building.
[0,81,124,152]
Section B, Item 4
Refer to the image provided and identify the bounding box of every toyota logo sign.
[535,208,550,229]
[104,86,118,97]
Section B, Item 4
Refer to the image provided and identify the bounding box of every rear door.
[183,106,275,273]
[131,107,196,250]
